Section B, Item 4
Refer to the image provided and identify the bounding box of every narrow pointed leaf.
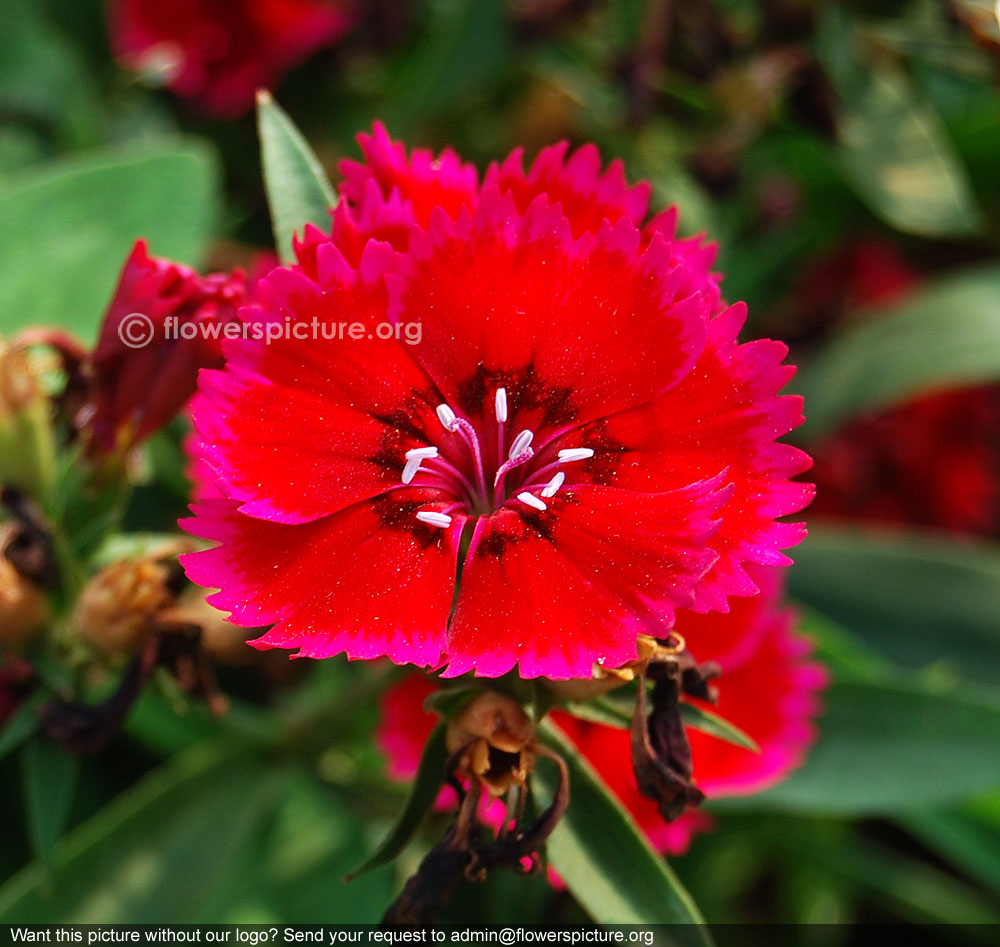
[565,692,758,752]
[537,720,711,938]
[22,736,80,876]
[345,722,447,880]
[256,91,336,262]
[679,703,760,753]
[562,698,632,730]
[0,691,44,762]
[902,809,1000,897]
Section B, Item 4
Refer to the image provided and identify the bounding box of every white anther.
[517,491,547,512]
[416,511,453,528]
[436,404,459,431]
[406,447,439,460]
[401,457,423,484]
[540,471,565,498]
[495,387,508,423]
[508,429,534,460]
[557,448,594,463]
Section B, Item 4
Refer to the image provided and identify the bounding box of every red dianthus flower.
[181,127,812,679]
[108,0,356,117]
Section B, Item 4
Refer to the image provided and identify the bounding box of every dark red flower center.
[400,386,594,524]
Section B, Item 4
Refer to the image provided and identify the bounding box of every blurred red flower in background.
[377,567,827,856]
[107,0,357,117]
[181,127,813,679]
[790,238,922,330]
[799,238,1000,537]
[810,386,1000,535]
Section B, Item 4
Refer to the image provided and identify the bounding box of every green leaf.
[257,91,336,262]
[562,697,633,730]
[0,743,283,922]
[724,677,1000,814]
[120,689,217,758]
[902,808,1000,897]
[537,720,710,936]
[796,265,1000,437]
[345,722,447,880]
[0,0,102,156]
[0,691,44,762]
[816,11,980,238]
[837,67,980,236]
[250,768,395,922]
[0,144,218,344]
[21,737,80,876]
[422,685,479,719]
[90,532,191,570]
[679,703,760,753]
[789,525,1000,690]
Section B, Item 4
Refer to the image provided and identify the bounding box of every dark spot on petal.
[372,493,443,548]
[476,528,510,557]
[456,362,577,430]
[579,420,629,484]
[372,406,428,442]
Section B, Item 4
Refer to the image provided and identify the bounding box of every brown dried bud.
[632,650,720,823]
[74,558,173,655]
[446,692,537,797]
[0,553,48,647]
[0,343,43,415]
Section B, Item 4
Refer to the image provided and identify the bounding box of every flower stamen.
[436,404,459,431]
[517,491,547,512]
[540,471,565,498]
[402,446,440,484]
[495,388,508,423]
[508,430,534,458]
[416,511,453,528]
[557,448,594,463]
[495,387,507,468]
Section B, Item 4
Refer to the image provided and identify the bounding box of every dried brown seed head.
[75,559,173,655]
[0,553,48,647]
[0,345,41,416]
[446,692,537,796]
